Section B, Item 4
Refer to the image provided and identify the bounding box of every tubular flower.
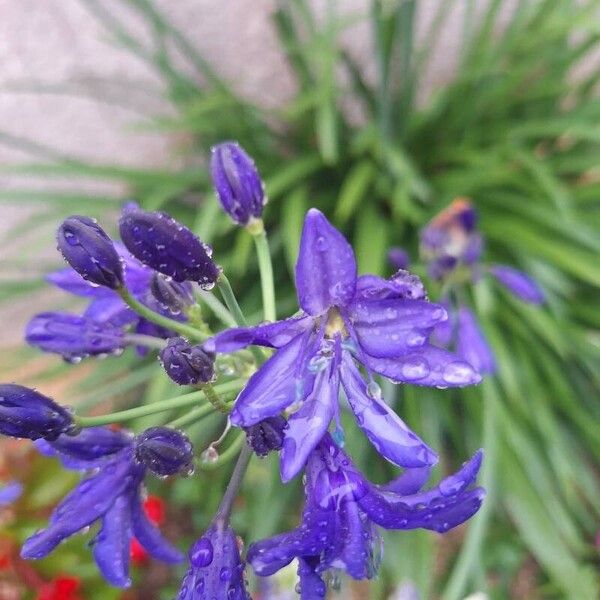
[421,199,545,374]
[57,216,124,289]
[0,384,74,441]
[204,209,481,481]
[119,203,221,286]
[248,434,484,598]
[22,427,183,587]
[210,141,266,226]
[159,337,215,385]
[177,523,249,600]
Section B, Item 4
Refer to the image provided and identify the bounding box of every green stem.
[196,289,237,327]
[217,274,265,364]
[123,333,168,350]
[76,380,243,427]
[213,441,253,523]
[199,432,245,471]
[217,274,248,326]
[118,287,205,341]
[252,230,277,322]
[168,399,235,430]
[442,378,499,600]
[201,383,230,414]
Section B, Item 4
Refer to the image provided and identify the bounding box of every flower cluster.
[419,198,545,374]
[0,141,496,598]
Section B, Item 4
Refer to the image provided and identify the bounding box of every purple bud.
[244,415,288,457]
[57,216,124,289]
[159,337,215,385]
[0,384,73,441]
[119,205,221,286]
[490,265,545,304]
[135,427,194,477]
[210,141,266,225]
[387,247,410,270]
[26,312,125,362]
[150,273,194,315]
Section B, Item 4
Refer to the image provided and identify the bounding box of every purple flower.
[0,481,23,506]
[26,312,126,362]
[490,265,545,304]
[388,247,410,271]
[57,216,124,289]
[160,337,216,385]
[119,204,221,286]
[248,434,484,596]
[22,428,183,587]
[135,427,194,477]
[0,384,74,441]
[420,199,482,280]
[177,523,249,599]
[210,141,266,226]
[204,209,480,481]
[244,415,288,457]
[150,273,194,315]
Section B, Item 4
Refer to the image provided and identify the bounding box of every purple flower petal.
[280,367,338,482]
[355,271,426,301]
[387,247,410,270]
[381,466,432,495]
[230,333,310,427]
[340,356,438,468]
[432,299,454,347]
[21,452,135,559]
[295,209,357,315]
[490,265,545,304]
[349,298,446,358]
[84,296,135,327]
[363,344,481,388]
[131,492,183,564]
[43,427,133,462]
[359,450,485,532]
[93,495,132,587]
[203,316,312,353]
[46,268,112,298]
[0,481,22,506]
[297,557,327,599]
[456,306,496,374]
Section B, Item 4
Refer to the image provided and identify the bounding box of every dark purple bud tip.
[159,337,215,385]
[57,216,124,289]
[244,415,288,457]
[135,427,194,477]
[210,141,266,226]
[150,273,194,315]
[119,205,221,286]
[0,384,73,441]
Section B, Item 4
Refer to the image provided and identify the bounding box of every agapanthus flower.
[248,434,484,597]
[159,337,215,385]
[135,426,194,477]
[421,198,545,374]
[210,141,266,226]
[22,426,183,587]
[177,522,249,599]
[204,209,481,481]
[119,203,221,286]
[244,415,288,457]
[57,215,124,289]
[0,384,74,441]
[30,234,189,360]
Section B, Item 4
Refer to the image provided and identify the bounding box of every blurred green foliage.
[1,0,599,598]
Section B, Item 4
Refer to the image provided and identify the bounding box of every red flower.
[37,575,82,600]
[129,495,166,566]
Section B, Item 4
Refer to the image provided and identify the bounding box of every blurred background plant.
[0,0,599,598]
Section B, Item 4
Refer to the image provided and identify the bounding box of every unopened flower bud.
[150,273,193,315]
[387,247,410,271]
[210,141,266,226]
[159,337,215,385]
[135,427,194,477]
[244,415,288,457]
[57,216,124,289]
[26,312,125,362]
[119,205,220,286]
[0,384,74,441]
